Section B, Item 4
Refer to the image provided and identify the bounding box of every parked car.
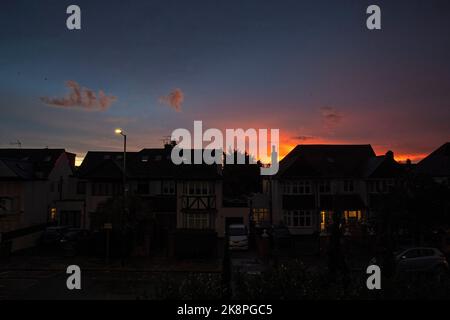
[228,224,249,251]
[371,247,449,275]
[395,247,448,273]
[40,226,70,247]
[60,228,92,256]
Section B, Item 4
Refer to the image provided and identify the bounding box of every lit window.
[50,207,57,221]
[252,208,269,224]
[344,210,362,223]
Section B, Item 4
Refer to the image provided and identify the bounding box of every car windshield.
[229,228,246,236]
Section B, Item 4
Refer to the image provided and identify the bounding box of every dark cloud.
[159,88,184,112]
[320,107,342,129]
[40,80,117,111]
[293,135,315,141]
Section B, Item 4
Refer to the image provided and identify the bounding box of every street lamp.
[115,128,128,266]
[114,128,127,195]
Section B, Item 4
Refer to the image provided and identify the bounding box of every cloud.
[159,88,184,112]
[40,80,117,111]
[293,135,315,141]
[320,107,342,129]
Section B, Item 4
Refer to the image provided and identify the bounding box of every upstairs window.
[319,181,331,194]
[283,181,312,195]
[184,181,213,196]
[343,180,354,193]
[162,180,175,195]
[368,179,395,193]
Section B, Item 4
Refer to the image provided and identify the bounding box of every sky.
[1,0,449,165]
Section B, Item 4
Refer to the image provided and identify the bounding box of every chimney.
[164,140,177,151]
[385,150,394,160]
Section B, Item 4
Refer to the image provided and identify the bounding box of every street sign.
[103,223,113,230]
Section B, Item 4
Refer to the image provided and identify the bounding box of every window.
[252,208,269,224]
[343,180,354,193]
[185,213,210,229]
[76,181,86,195]
[319,181,331,193]
[136,182,149,195]
[162,180,175,195]
[421,249,435,257]
[368,179,395,194]
[0,197,14,215]
[283,210,312,227]
[283,181,312,195]
[184,181,213,195]
[92,182,121,196]
[344,210,362,223]
[404,249,421,259]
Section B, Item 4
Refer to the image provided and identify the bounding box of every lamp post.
[115,128,128,266]
[115,128,127,193]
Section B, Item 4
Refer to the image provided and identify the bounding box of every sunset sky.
[1,0,449,165]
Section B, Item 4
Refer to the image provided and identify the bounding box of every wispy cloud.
[320,107,342,130]
[159,88,184,112]
[293,135,315,141]
[40,80,117,111]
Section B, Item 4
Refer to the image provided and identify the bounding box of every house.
[416,142,450,186]
[256,145,404,239]
[0,148,76,252]
[76,145,252,257]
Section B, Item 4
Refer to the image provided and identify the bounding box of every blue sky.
[1,0,450,163]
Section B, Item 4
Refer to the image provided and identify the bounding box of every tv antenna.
[9,140,22,148]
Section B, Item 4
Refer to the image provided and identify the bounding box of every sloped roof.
[416,142,450,177]
[0,159,34,180]
[363,154,404,178]
[277,144,376,179]
[0,148,71,179]
[78,148,222,180]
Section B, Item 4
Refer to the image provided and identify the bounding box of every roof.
[416,142,450,177]
[77,148,222,180]
[276,144,376,179]
[363,154,404,178]
[0,148,73,179]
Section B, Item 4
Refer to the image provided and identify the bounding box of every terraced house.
[0,149,76,252]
